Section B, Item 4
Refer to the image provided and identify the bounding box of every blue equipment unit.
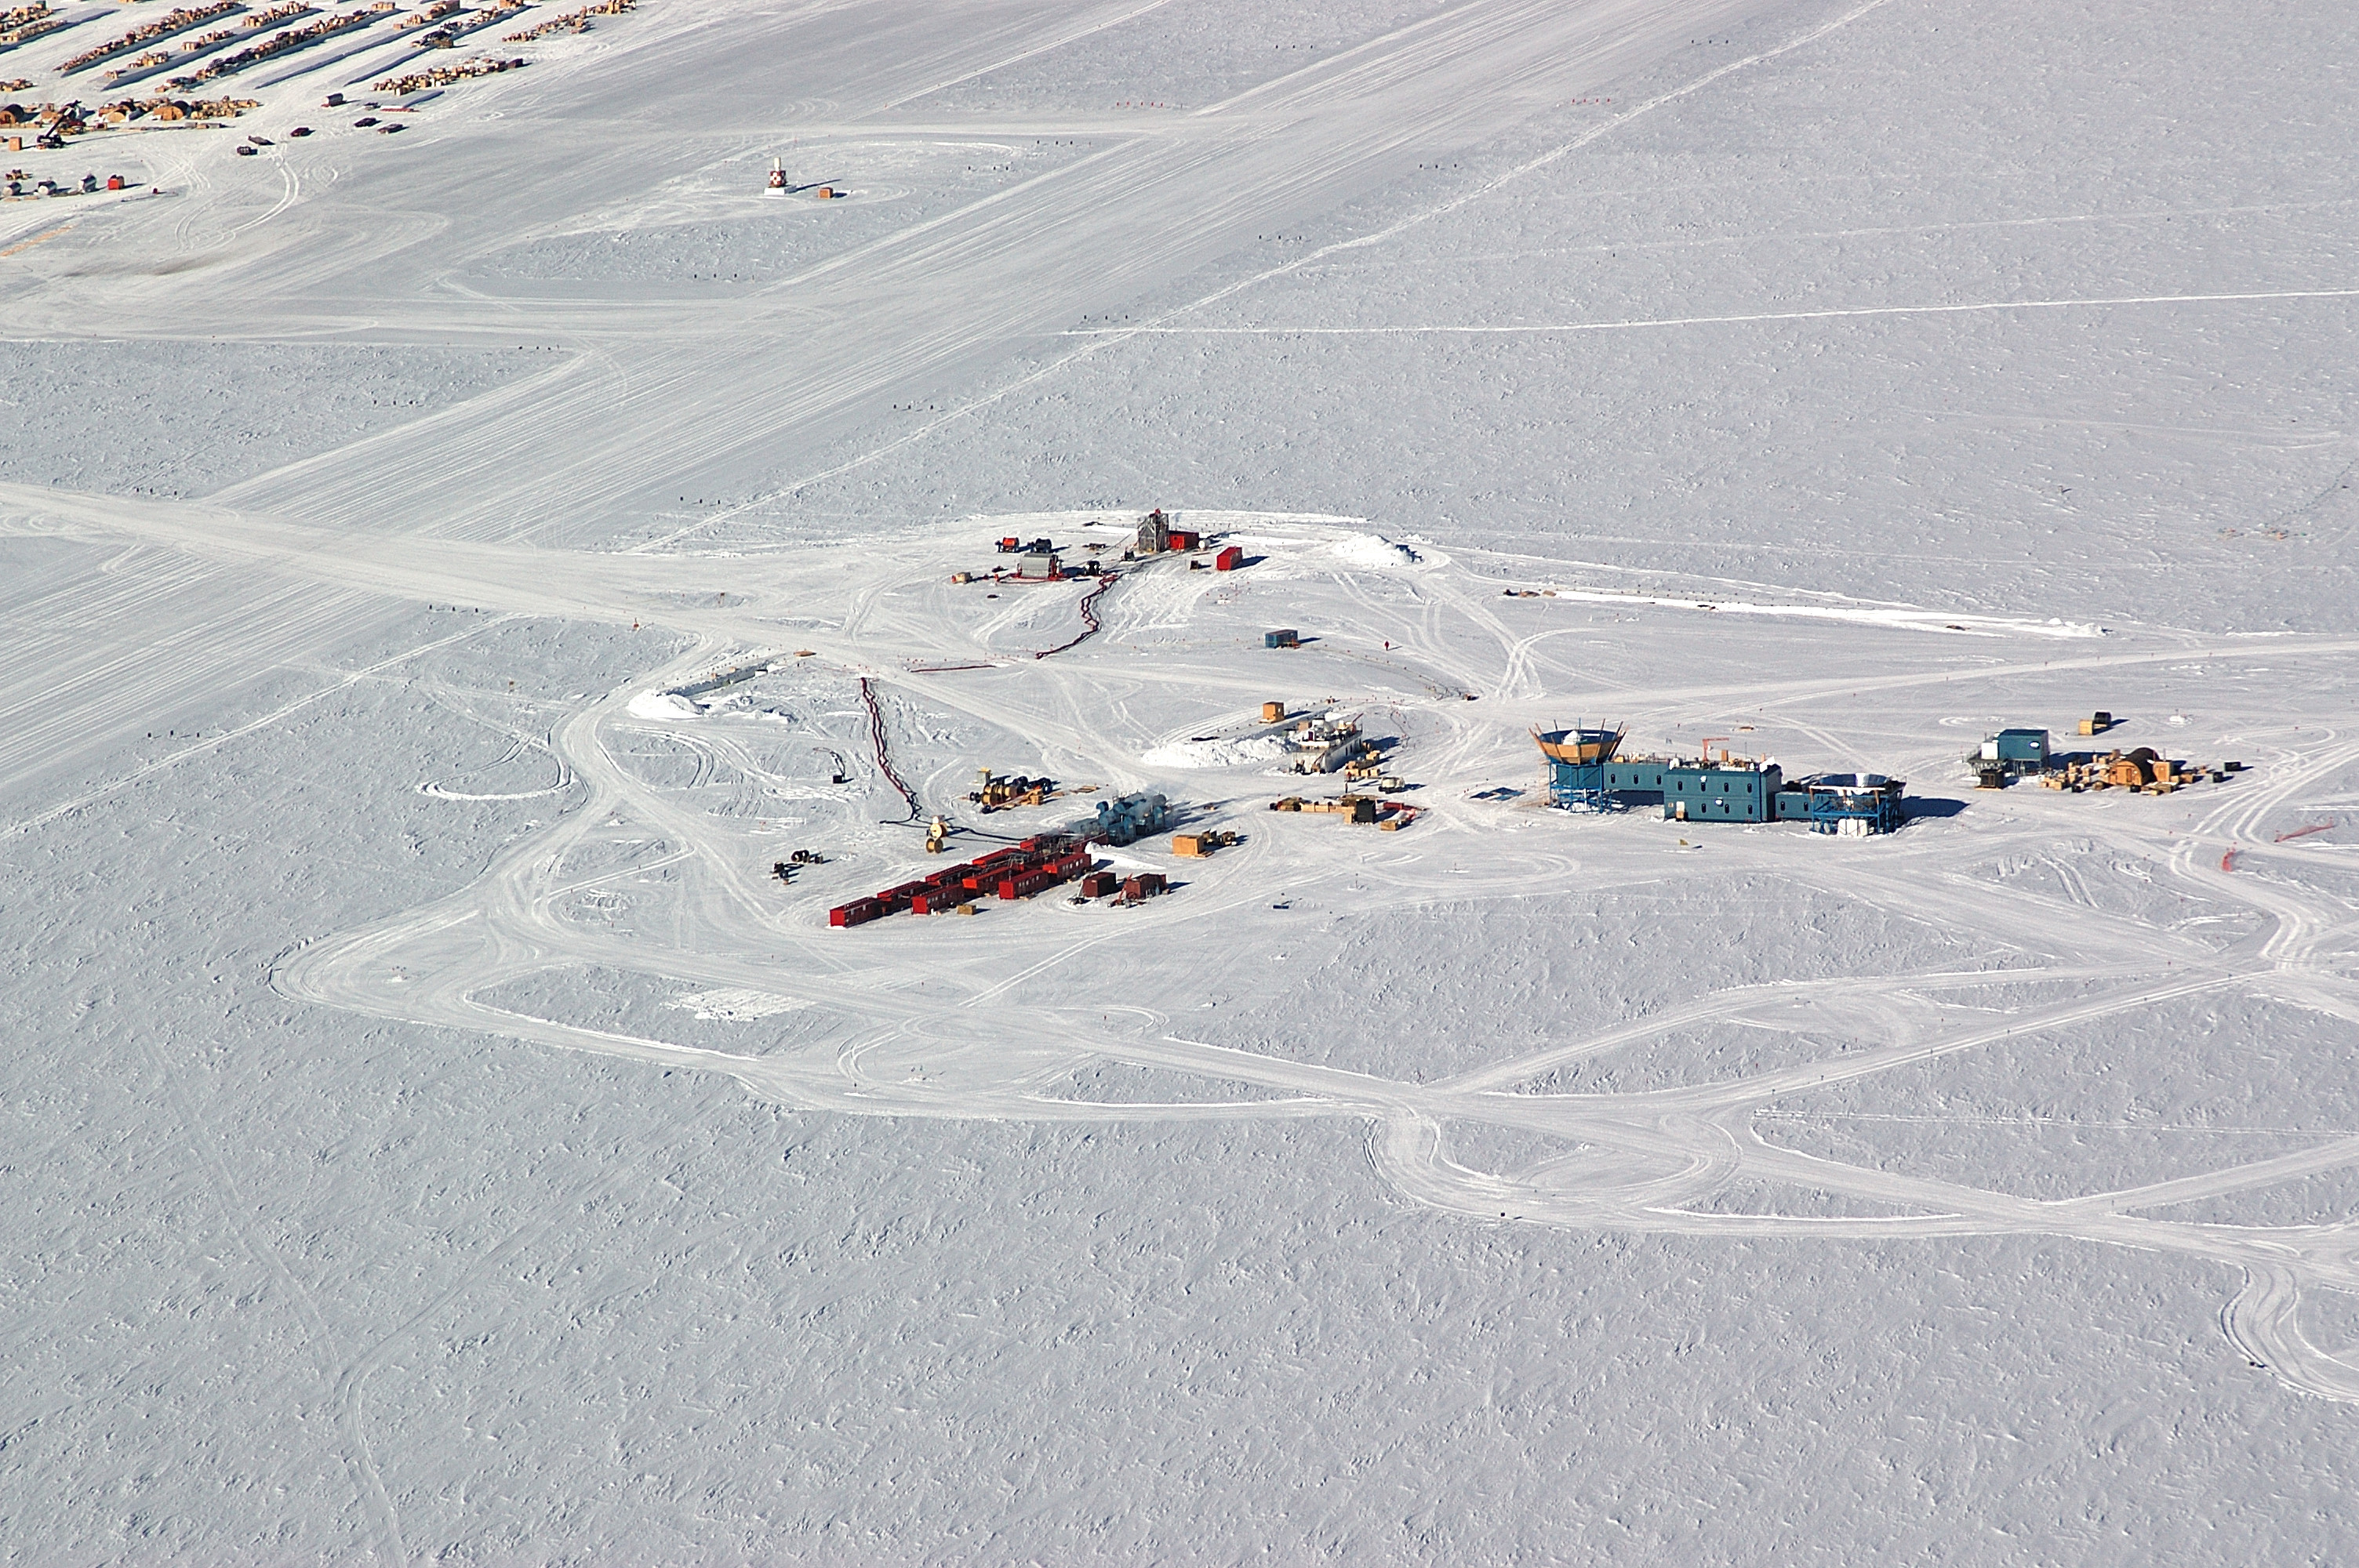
[1973,728,2050,776]
[1995,728,2048,763]
[1092,792,1169,845]
[1792,773,1905,835]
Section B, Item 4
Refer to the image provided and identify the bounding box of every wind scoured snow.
[667,987,807,1021]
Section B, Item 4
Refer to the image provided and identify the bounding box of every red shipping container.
[1214,546,1244,572]
[1081,871,1118,898]
[1169,529,1200,550]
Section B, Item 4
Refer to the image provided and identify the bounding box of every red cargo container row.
[965,851,1042,889]
[998,851,1100,901]
[834,840,1102,925]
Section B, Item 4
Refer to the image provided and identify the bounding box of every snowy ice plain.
[4,0,2359,1560]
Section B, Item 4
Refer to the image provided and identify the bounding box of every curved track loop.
[184,511,2359,1403]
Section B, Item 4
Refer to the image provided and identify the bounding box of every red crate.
[1081,872,1118,898]
[1214,546,1244,572]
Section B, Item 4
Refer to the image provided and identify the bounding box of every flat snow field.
[4,0,2359,1560]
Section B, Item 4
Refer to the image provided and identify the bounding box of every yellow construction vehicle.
[968,769,1099,813]
[971,769,1050,811]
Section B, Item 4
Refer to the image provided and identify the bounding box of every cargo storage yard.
[4,0,2358,1560]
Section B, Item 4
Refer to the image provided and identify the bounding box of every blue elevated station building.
[1540,729,1904,835]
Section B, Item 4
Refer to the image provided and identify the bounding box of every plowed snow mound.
[1330,535,1420,569]
[627,691,700,720]
[1142,734,1290,768]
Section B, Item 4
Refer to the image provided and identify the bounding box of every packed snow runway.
[5,0,2359,1559]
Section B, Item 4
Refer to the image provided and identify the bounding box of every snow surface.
[5,0,2359,1559]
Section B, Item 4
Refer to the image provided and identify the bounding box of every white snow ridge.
[5,0,2358,1561]
[1329,534,1423,570]
[626,690,702,720]
[1140,734,1291,768]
